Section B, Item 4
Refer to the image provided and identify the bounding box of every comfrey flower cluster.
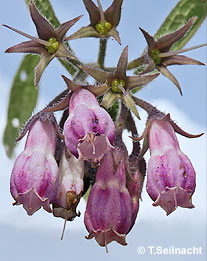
[4,0,206,250]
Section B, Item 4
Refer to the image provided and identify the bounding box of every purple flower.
[84,149,133,248]
[63,88,115,162]
[53,147,84,221]
[146,119,196,215]
[10,119,59,215]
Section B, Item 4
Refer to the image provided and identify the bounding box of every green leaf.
[3,55,39,157]
[154,0,207,51]
[25,0,60,28]
[108,100,120,121]
[25,0,79,75]
[83,186,92,201]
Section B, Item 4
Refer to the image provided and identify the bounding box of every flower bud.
[53,147,84,221]
[84,149,133,248]
[10,119,59,215]
[146,120,196,215]
[64,89,115,162]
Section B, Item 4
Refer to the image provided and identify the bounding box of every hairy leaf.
[3,55,39,157]
[154,0,207,51]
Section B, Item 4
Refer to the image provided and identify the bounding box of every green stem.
[115,103,129,135]
[98,38,107,69]
[127,56,145,71]
[73,69,89,83]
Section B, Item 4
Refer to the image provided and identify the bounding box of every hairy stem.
[98,38,107,69]
[126,112,140,156]
[115,103,129,135]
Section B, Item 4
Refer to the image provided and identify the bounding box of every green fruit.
[104,22,112,31]
[95,23,104,33]
[99,28,107,35]
[48,37,57,44]
[111,79,125,93]
[151,48,161,65]
[95,21,112,35]
[45,37,59,54]
[51,42,59,51]
[119,79,126,88]
[47,46,55,54]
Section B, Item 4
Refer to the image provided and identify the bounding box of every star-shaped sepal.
[80,46,159,119]
[65,0,123,44]
[4,1,83,86]
[128,17,206,95]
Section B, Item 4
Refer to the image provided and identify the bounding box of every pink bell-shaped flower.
[84,149,133,248]
[146,119,196,215]
[64,88,115,162]
[10,118,59,215]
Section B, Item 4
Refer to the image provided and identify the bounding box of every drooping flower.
[128,17,206,95]
[84,145,133,248]
[146,119,197,215]
[65,0,123,44]
[10,115,59,215]
[80,46,159,119]
[4,2,82,86]
[53,146,84,221]
[129,96,203,215]
[63,87,115,162]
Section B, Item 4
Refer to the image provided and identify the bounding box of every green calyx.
[111,79,125,93]
[45,37,59,54]
[151,48,161,65]
[95,21,112,35]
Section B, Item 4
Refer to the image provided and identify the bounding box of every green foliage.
[154,0,207,51]
[108,101,120,121]
[3,55,39,157]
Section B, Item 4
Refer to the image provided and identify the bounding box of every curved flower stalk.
[4,2,82,86]
[128,17,206,95]
[65,0,123,44]
[80,46,159,119]
[10,114,59,215]
[63,87,115,162]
